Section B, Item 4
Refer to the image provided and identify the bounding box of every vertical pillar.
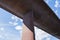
[23,10,35,40]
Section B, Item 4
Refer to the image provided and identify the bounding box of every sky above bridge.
[45,0,60,19]
[0,0,60,40]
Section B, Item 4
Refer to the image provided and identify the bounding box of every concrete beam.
[0,0,60,39]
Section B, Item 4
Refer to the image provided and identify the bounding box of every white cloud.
[55,0,59,8]
[46,37,51,40]
[9,22,13,24]
[11,15,19,22]
[44,0,49,3]
[44,0,52,3]
[20,19,23,22]
[55,0,60,8]
[35,27,51,40]
[55,10,58,16]
[9,15,23,26]
[11,15,15,20]
[15,25,22,31]
[9,21,18,26]
[0,27,4,31]
[13,22,18,26]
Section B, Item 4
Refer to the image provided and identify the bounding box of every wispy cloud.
[35,27,51,40]
[9,21,18,26]
[0,8,21,40]
[9,15,23,26]
[55,10,58,16]
[0,27,4,31]
[44,0,52,3]
[46,37,51,40]
[15,25,22,31]
[54,0,60,8]
[9,16,18,26]
[9,15,22,31]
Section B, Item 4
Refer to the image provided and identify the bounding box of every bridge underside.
[0,0,60,39]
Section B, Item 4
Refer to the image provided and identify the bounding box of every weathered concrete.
[0,0,60,39]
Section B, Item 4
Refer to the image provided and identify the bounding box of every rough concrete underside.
[0,0,60,39]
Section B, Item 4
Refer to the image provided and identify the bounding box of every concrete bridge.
[0,0,60,39]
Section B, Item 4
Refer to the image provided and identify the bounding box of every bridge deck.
[0,0,60,39]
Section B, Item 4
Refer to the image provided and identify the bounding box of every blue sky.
[0,0,60,40]
[0,8,23,40]
[44,0,60,19]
